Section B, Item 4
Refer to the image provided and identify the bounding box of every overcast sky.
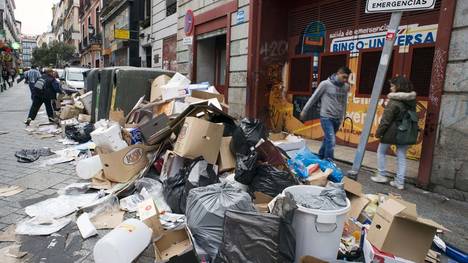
[15,0,60,36]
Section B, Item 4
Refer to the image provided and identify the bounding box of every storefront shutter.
[410,46,435,97]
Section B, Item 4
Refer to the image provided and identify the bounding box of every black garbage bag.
[234,152,258,185]
[230,118,267,155]
[15,148,54,163]
[215,207,296,263]
[249,164,299,197]
[186,183,256,262]
[163,157,219,214]
[64,123,94,143]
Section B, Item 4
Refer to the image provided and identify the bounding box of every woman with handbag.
[371,76,418,190]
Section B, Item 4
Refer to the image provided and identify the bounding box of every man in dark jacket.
[24,69,61,126]
[300,66,351,160]
[371,76,417,190]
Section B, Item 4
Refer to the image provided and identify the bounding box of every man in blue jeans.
[300,66,351,160]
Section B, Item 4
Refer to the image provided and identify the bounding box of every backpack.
[396,106,419,145]
[34,77,46,90]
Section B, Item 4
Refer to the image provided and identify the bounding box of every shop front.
[247,0,455,185]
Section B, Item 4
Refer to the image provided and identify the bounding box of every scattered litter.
[76,212,97,239]
[119,194,144,212]
[25,193,101,219]
[135,177,171,213]
[56,183,91,195]
[15,148,54,163]
[16,217,72,236]
[289,182,347,210]
[57,138,79,145]
[0,186,25,197]
[159,213,186,230]
[91,210,125,230]
[0,225,18,242]
[0,131,8,135]
[64,123,94,143]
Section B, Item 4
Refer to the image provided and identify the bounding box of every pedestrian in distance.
[300,66,351,160]
[25,65,41,100]
[10,67,17,85]
[25,69,62,126]
[371,76,418,190]
[2,66,11,87]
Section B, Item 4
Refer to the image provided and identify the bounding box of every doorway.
[195,34,227,95]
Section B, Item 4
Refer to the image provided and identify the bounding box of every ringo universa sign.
[366,0,436,13]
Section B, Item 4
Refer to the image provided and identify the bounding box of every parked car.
[62,67,88,93]
[53,68,65,81]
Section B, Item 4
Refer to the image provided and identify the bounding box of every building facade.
[101,0,131,66]
[79,0,102,68]
[36,32,55,48]
[63,0,81,53]
[20,35,37,68]
[0,0,20,68]
[51,1,65,43]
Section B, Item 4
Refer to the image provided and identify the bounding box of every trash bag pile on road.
[8,71,452,263]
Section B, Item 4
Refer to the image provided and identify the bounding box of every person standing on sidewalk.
[300,66,351,160]
[2,66,11,87]
[24,69,58,126]
[10,68,17,84]
[371,76,417,190]
[25,66,41,100]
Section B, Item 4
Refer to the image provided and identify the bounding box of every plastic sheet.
[291,182,347,210]
[16,217,72,236]
[163,158,219,214]
[119,194,144,212]
[25,193,101,219]
[234,153,258,185]
[186,183,256,262]
[215,209,296,263]
[288,147,343,182]
[249,165,299,198]
[135,178,171,213]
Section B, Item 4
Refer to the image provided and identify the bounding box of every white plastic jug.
[94,219,152,263]
[283,185,351,262]
[76,155,103,179]
[90,124,128,152]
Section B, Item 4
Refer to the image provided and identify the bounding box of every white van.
[63,67,88,91]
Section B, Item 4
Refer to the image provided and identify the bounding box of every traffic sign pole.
[347,11,402,180]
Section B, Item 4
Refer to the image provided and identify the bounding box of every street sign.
[183,36,193,46]
[184,10,195,36]
[114,29,130,40]
[236,10,245,24]
[366,0,436,13]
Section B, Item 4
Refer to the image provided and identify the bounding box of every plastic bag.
[290,182,347,210]
[64,123,94,143]
[234,152,258,185]
[249,165,298,197]
[186,183,256,262]
[135,177,171,213]
[16,217,72,236]
[288,147,343,182]
[230,118,267,155]
[215,209,295,263]
[25,193,101,219]
[119,194,144,212]
[163,158,219,214]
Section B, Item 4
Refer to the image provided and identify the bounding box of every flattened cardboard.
[154,228,198,263]
[174,117,224,164]
[191,90,225,103]
[91,210,125,229]
[343,177,370,219]
[254,192,274,213]
[300,256,328,263]
[78,114,91,123]
[151,75,171,102]
[60,105,81,120]
[367,198,447,263]
[109,109,125,126]
[97,144,149,183]
[138,198,163,239]
[218,137,236,172]
[139,113,171,145]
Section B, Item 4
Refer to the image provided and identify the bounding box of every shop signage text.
[366,0,436,13]
[114,29,130,40]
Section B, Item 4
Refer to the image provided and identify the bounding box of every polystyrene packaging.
[90,124,128,152]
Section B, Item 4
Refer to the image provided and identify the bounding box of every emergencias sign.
[366,0,436,13]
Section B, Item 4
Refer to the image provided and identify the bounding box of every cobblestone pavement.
[0,82,466,262]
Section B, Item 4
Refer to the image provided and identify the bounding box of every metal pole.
[347,12,402,180]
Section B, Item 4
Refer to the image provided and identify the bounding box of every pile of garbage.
[7,72,455,263]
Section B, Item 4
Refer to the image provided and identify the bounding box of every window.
[166,0,176,17]
[357,49,395,96]
[288,56,313,95]
[145,0,151,19]
[319,53,348,83]
[409,46,435,97]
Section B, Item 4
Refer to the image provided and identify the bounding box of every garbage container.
[283,185,351,262]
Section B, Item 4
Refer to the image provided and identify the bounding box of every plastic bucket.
[93,219,152,263]
[283,185,351,262]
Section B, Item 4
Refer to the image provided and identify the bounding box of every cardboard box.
[367,198,447,263]
[363,238,413,263]
[151,75,171,102]
[60,105,81,120]
[306,168,332,186]
[97,144,149,183]
[160,151,185,182]
[139,113,171,145]
[254,192,274,213]
[300,256,328,263]
[154,228,198,263]
[218,137,236,172]
[78,114,91,123]
[191,90,225,103]
[343,177,370,220]
[109,109,125,126]
[174,117,224,164]
[138,198,163,239]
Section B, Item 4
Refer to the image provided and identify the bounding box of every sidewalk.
[307,140,419,179]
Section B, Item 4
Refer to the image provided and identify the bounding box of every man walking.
[25,69,57,126]
[25,66,41,100]
[300,66,351,160]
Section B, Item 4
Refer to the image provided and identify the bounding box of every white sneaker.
[390,180,404,190]
[371,175,389,183]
